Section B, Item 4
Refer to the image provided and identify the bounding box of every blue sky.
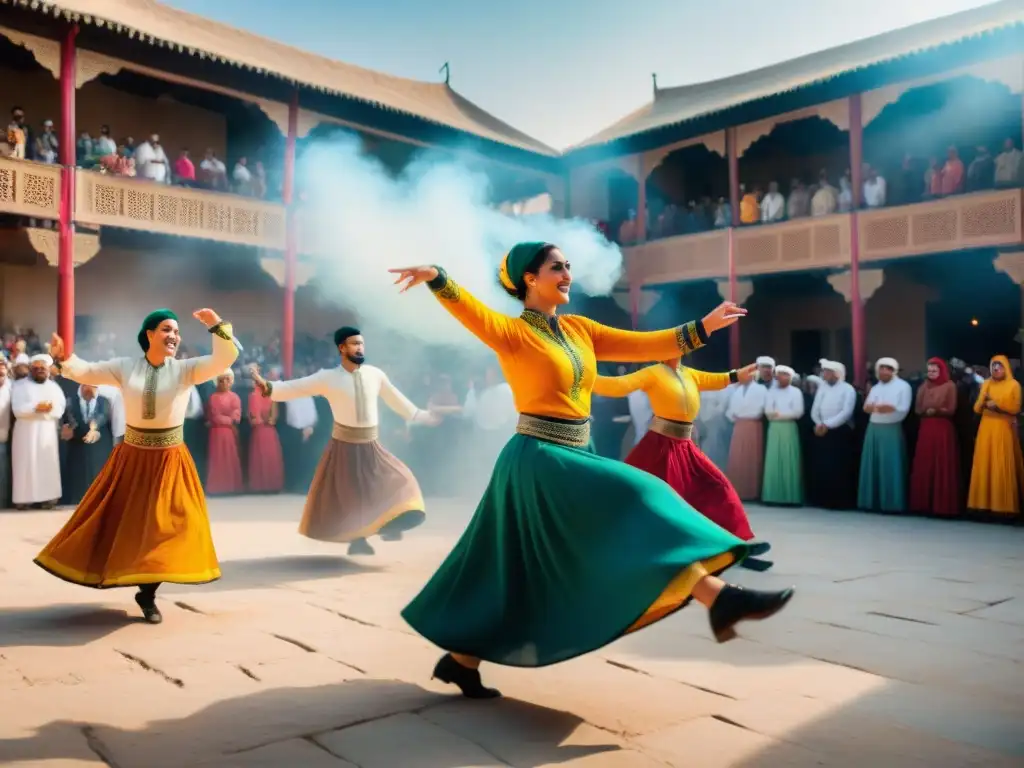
[165,0,995,150]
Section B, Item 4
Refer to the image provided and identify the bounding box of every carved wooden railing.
[623,229,729,286]
[0,156,61,220]
[74,170,287,249]
[858,188,1023,261]
[733,213,851,275]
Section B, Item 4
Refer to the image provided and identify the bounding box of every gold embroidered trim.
[142,363,159,420]
[516,414,590,448]
[649,416,694,440]
[520,310,585,402]
[431,273,461,302]
[675,321,705,356]
[124,425,183,449]
[332,423,379,443]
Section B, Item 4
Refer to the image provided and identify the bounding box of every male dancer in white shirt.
[250,327,438,556]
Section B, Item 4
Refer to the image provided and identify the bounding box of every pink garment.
[206,391,243,494]
[941,159,964,195]
[247,390,284,493]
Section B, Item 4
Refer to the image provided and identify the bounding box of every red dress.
[909,359,961,516]
[247,390,284,493]
[205,391,243,495]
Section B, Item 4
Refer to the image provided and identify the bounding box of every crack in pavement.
[270,633,318,653]
[866,610,938,626]
[303,734,361,766]
[959,597,1013,616]
[81,725,122,768]
[236,664,261,681]
[114,650,184,688]
[174,601,205,615]
[309,603,380,628]
[603,658,738,700]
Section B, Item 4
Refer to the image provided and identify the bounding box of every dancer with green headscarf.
[35,307,239,624]
[389,242,794,699]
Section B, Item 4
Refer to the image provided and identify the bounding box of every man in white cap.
[808,359,857,509]
[858,357,912,513]
[11,353,65,509]
[762,365,805,505]
[756,356,776,387]
[12,352,29,381]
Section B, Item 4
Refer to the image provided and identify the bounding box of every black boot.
[135,587,163,625]
[347,538,375,556]
[431,653,501,699]
[708,584,793,643]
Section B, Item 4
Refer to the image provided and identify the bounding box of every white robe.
[12,378,66,504]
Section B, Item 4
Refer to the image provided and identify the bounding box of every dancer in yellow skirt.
[35,308,239,624]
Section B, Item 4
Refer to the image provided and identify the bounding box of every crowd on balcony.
[4,105,270,200]
[593,353,1022,523]
[624,137,1024,245]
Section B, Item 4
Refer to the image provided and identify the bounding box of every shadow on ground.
[0,679,620,767]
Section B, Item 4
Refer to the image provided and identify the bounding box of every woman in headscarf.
[592,359,773,570]
[967,355,1023,520]
[36,309,238,623]
[389,243,794,699]
[205,370,243,495]
[909,358,960,517]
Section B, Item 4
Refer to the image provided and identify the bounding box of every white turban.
[775,365,796,378]
[14,353,29,366]
[30,353,53,367]
[218,369,235,380]
[820,358,846,380]
[875,357,899,374]
[806,374,822,387]
[756,356,776,367]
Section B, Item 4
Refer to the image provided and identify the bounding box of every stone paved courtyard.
[1,497,1022,767]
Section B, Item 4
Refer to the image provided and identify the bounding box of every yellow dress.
[967,356,1024,516]
[34,323,238,587]
[401,270,751,667]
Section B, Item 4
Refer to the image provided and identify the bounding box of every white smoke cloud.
[297,133,623,345]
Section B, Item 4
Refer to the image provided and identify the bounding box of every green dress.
[401,269,751,668]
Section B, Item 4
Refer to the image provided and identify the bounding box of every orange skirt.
[34,441,220,588]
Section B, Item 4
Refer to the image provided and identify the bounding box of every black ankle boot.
[431,654,501,699]
[708,584,793,643]
[347,538,375,556]
[135,590,163,625]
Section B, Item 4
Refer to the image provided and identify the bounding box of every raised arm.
[424,267,516,353]
[591,367,655,399]
[50,334,126,387]
[580,316,709,362]
[185,317,239,386]
[380,372,431,423]
[688,368,739,392]
[255,369,327,402]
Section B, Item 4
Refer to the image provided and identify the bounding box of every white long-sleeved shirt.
[761,192,785,222]
[766,385,804,421]
[863,176,887,208]
[811,380,857,429]
[726,382,767,421]
[59,328,238,429]
[864,377,912,425]
[269,364,428,428]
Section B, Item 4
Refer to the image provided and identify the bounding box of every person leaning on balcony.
[739,185,760,224]
[810,170,838,216]
[786,179,810,219]
[135,134,169,184]
[994,138,1022,188]
[940,146,965,196]
[6,106,28,160]
[760,181,785,223]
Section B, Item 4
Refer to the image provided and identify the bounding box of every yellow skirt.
[967,414,1024,516]
[34,439,220,588]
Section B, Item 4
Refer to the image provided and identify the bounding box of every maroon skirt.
[626,430,756,540]
[299,437,425,542]
[248,424,285,493]
[909,416,960,517]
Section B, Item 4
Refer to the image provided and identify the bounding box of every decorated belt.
[649,416,694,440]
[516,413,591,448]
[332,423,379,443]
[124,424,184,449]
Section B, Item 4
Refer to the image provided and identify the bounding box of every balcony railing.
[0,156,61,220]
[625,191,1024,286]
[74,170,287,250]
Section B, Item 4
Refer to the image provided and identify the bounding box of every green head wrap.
[138,308,179,352]
[498,241,554,293]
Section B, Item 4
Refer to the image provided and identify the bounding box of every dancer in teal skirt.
[390,243,794,699]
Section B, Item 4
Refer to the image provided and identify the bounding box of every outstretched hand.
[388,266,439,293]
[735,362,757,384]
[49,333,65,361]
[701,301,747,334]
[193,308,222,328]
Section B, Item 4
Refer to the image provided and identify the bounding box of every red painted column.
[629,156,647,329]
[848,93,866,389]
[726,127,741,368]
[282,89,299,378]
[57,25,78,353]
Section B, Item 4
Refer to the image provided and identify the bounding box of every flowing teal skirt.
[761,420,804,505]
[401,433,751,667]
[857,422,907,512]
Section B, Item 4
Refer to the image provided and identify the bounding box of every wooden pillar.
[282,89,299,378]
[726,127,741,368]
[848,93,866,388]
[57,25,78,353]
